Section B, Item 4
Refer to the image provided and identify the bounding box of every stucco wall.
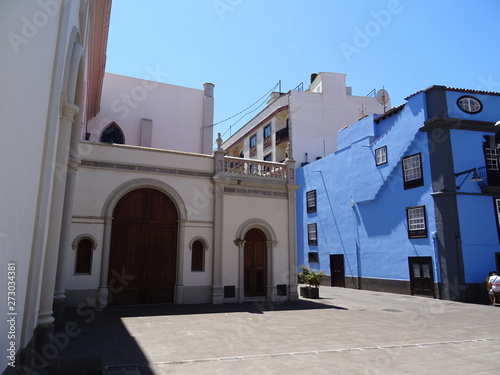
[296,90,437,288]
[87,73,206,153]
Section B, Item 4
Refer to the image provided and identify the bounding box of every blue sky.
[106,0,500,141]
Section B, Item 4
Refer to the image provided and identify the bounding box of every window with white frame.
[486,147,499,171]
[306,190,317,213]
[308,223,317,245]
[457,96,482,114]
[375,146,387,166]
[406,205,427,238]
[402,153,424,189]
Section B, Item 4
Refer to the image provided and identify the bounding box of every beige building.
[1,1,298,373]
[223,72,389,166]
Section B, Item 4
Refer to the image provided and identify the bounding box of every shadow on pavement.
[43,299,347,374]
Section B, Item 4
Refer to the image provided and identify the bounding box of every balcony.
[224,156,287,179]
[275,126,289,146]
[477,166,500,194]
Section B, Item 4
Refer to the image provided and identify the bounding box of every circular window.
[457,96,482,114]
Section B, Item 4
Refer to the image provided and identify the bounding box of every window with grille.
[375,146,387,166]
[486,148,499,171]
[457,96,482,114]
[406,206,427,238]
[306,190,317,213]
[402,153,424,189]
[308,223,317,245]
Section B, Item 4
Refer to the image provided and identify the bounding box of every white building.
[86,72,215,154]
[223,72,389,166]
[1,1,298,373]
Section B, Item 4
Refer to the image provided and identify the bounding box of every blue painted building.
[297,86,500,302]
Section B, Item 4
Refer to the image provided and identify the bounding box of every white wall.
[87,73,208,153]
[0,0,88,370]
[291,73,386,165]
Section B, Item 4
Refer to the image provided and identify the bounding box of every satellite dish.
[376,89,389,105]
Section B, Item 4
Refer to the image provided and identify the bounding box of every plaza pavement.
[46,286,500,375]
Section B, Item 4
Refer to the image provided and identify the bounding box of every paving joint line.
[102,337,500,371]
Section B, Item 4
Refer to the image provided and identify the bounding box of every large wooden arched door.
[108,188,178,304]
[244,228,267,297]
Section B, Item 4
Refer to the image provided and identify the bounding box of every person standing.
[488,271,500,306]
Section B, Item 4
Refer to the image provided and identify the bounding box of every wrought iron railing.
[224,157,286,179]
[478,166,488,189]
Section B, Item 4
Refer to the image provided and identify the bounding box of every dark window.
[493,198,500,242]
[250,134,257,148]
[306,190,317,213]
[308,252,319,263]
[308,223,317,245]
[457,96,482,114]
[375,146,387,166]
[263,124,271,139]
[191,240,204,271]
[406,205,427,239]
[402,153,424,189]
[264,153,272,162]
[224,286,236,298]
[75,239,93,274]
[100,123,124,144]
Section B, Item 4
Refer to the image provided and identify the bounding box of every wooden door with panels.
[108,188,178,304]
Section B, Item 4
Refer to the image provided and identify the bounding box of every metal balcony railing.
[478,166,488,189]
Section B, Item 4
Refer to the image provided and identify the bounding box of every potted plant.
[307,269,325,299]
[298,265,311,298]
[298,265,325,299]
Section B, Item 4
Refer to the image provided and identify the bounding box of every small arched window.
[100,123,125,144]
[190,239,207,272]
[72,235,97,275]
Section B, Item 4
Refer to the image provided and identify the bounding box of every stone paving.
[48,286,500,374]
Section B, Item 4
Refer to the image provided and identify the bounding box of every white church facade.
[1,1,298,373]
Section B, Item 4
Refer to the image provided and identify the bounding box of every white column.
[267,240,278,302]
[234,239,245,302]
[37,97,79,327]
[97,217,113,307]
[174,220,186,304]
[53,157,80,307]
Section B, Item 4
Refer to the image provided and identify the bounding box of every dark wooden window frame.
[306,190,317,213]
[406,205,428,239]
[402,153,424,190]
[308,252,319,263]
[375,146,387,166]
[308,223,318,245]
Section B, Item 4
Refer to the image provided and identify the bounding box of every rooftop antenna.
[376,88,389,113]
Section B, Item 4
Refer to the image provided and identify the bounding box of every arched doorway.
[244,228,267,297]
[108,188,178,304]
